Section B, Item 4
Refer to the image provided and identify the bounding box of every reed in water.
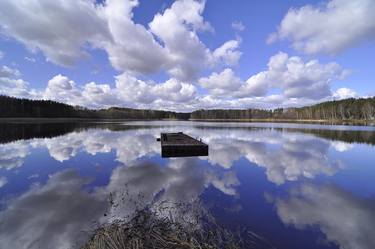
[82,201,274,249]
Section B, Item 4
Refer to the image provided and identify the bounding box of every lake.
[0,121,375,249]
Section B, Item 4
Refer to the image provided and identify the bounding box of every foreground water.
[0,121,375,249]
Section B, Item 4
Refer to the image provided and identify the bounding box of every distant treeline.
[1,95,375,121]
[0,95,189,120]
[191,97,375,120]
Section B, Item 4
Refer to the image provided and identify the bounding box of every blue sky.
[0,0,374,111]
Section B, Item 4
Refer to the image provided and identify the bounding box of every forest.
[1,95,375,121]
[191,97,375,120]
[0,95,189,119]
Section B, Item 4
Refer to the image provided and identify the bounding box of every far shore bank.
[0,117,375,126]
[189,118,375,125]
[0,118,183,123]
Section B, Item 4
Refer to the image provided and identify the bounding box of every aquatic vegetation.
[82,201,274,249]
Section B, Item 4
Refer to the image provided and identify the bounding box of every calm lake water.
[1,121,375,249]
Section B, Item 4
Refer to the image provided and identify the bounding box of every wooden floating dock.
[158,132,209,158]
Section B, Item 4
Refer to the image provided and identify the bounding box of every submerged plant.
[81,200,274,249]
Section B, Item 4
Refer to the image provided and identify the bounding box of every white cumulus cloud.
[0,0,109,66]
[268,0,375,55]
[44,74,83,105]
[333,87,358,100]
[0,65,40,99]
[199,68,243,96]
[0,0,241,82]
[198,52,347,101]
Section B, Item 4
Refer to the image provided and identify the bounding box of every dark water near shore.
[0,121,375,249]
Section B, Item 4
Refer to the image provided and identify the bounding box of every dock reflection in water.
[0,121,374,249]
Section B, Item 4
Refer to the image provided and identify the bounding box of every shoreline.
[189,118,375,125]
[0,118,176,123]
[0,117,374,126]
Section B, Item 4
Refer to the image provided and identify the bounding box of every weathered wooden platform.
[158,132,208,158]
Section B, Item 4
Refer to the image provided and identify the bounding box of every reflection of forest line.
[0,122,185,144]
[0,122,124,144]
[189,125,375,145]
[1,121,375,146]
[0,122,83,144]
[278,128,375,145]
[188,126,375,146]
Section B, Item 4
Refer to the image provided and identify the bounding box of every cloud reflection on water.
[202,129,343,184]
[0,124,372,249]
[0,127,352,185]
[42,127,347,185]
[0,141,29,170]
[273,184,375,249]
[104,158,239,222]
[0,170,108,249]
[0,157,239,248]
